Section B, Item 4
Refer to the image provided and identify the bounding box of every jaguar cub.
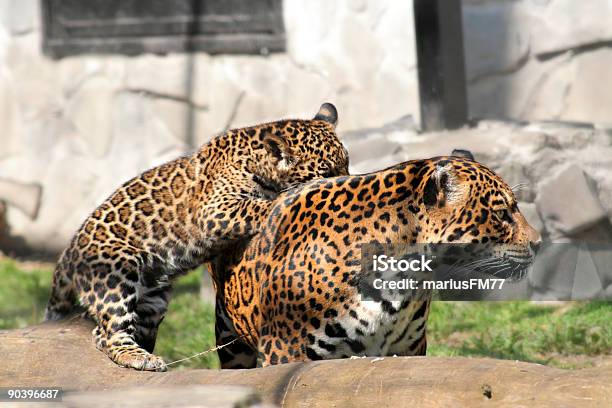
[45,103,348,371]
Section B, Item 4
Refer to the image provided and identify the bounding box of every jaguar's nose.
[529,239,542,255]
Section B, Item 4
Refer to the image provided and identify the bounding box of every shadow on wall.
[463,0,526,121]
[0,179,42,256]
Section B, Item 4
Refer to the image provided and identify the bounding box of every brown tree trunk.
[1,319,609,407]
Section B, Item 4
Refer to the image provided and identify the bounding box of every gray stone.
[529,238,612,301]
[284,0,420,131]
[518,202,544,235]
[536,164,608,236]
[570,222,612,290]
[150,97,191,145]
[525,0,612,57]
[598,284,612,300]
[468,54,562,121]
[0,0,37,35]
[463,2,530,82]
[0,74,23,159]
[569,220,612,244]
[349,153,404,175]
[65,76,116,157]
[517,54,575,122]
[123,54,190,102]
[560,49,612,125]
[110,91,188,166]
[497,164,535,202]
[3,0,612,255]
[342,115,419,173]
[529,243,577,300]
[464,0,612,124]
[343,132,403,170]
[571,245,605,300]
[0,178,41,220]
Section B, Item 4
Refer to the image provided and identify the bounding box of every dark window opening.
[41,0,285,58]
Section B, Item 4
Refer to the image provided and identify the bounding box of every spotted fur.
[44,103,349,371]
[210,156,541,367]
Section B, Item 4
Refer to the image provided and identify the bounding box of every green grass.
[0,259,51,329]
[0,258,610,370]
[428,301,611,368]
[0,259,218,369]
[154,270,219,369]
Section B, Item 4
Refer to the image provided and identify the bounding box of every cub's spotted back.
[45,103,348,371]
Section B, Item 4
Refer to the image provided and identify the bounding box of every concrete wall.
[0,0,420,253]
[464,0,612,125]
[345,117,612,300]
[1,0,612,253]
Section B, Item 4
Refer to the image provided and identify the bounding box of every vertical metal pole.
[413,0,468,131]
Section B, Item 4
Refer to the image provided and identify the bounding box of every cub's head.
[416,156,541,280]
[259,103,349,189]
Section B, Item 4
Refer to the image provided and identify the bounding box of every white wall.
[464,0,612,125]
[0,0,420,252]
[1,0,612,253]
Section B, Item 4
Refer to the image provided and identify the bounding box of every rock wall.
[0,0,420,253]
[345,118,612,299]
[464,0,612,125]
[1,0,612,253]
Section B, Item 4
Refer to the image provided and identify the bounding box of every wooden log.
[0,320,609,407]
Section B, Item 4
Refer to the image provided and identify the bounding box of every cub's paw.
[115,350,168,372]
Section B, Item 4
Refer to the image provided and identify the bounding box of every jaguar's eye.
[495,209,513,223]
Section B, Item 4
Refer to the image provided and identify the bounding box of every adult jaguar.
[44,103,349,371]
[211,153,541,368]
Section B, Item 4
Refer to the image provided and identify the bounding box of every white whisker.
[511,182,530,193]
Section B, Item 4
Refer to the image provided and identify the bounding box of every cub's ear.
[313,102,338,127]
[423,162,459,208]
[262,132,295,169]
[451,149,475,161]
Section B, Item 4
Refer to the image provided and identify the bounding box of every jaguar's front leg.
[89,259,167,372]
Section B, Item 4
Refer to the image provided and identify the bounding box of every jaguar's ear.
[451,149,475,161]
[423,162,460,207]
[313,102,338,128]
[262,132,295,170]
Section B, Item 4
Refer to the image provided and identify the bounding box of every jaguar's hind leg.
[134,285,172,354]
[215,305,257,369]
[44,256,76,320]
